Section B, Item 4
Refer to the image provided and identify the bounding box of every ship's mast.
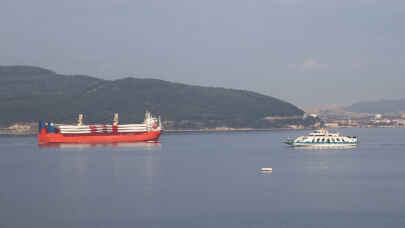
[113,113,119,126]
[77,113,83,126]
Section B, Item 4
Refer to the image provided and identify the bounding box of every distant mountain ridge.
[0,65,315,129]
[346,99,405,114]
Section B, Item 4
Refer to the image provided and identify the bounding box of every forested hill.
[0,65,314,129]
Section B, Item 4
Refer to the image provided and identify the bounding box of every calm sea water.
[1,128,405,228]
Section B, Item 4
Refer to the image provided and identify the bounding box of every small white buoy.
[260,168,272,172]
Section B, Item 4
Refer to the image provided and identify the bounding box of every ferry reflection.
[39,141,161,149]
[292,145,357,150]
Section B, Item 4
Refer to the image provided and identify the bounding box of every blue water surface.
[1,128,405,227]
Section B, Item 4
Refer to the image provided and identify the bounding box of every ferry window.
[327,139,330,143]
[312,139,315,143]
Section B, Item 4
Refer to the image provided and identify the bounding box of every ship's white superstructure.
[55,111,162,134]
[284,129,357,147]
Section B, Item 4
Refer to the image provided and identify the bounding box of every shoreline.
[2,125,404,136]
[164,128,306,133]
[0,128,305,136]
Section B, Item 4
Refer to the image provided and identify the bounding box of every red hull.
[38,130,162,144]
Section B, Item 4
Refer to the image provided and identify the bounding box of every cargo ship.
[38,112,163,144]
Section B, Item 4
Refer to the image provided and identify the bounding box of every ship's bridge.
[309,129,340,137]
[309,130,327,136]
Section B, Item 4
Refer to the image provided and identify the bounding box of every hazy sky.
[1,0,404,107]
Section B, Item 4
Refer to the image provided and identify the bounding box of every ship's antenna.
[113,113,119,126]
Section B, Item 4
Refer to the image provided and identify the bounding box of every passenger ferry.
[284,129,357,147]
[38,111,162,144]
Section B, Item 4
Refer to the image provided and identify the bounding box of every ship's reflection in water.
[38,141,161,150]
[292,145,357,150]
[40,139,162,214]
[292,145,357,172]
